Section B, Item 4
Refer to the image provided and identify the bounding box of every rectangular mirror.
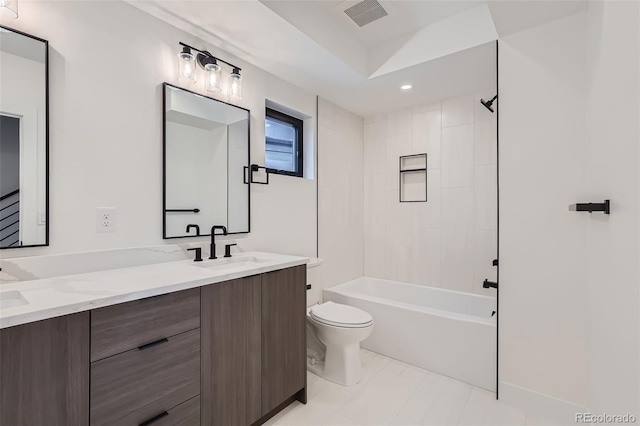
[0,26,49,249]
[163,83,250,238]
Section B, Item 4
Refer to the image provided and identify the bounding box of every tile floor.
[265,349,557,426]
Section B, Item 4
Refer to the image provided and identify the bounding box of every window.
[265,107,303,177]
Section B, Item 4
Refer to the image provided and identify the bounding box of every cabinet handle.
[137,338,169,350]
[139,411,168,426]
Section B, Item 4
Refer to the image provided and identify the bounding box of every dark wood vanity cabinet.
[0,312,90,426]
[0,264,306,426]
[261,266,307,415]
[201,275,262,426]
[89,289,201,426]
[202,265,307,426]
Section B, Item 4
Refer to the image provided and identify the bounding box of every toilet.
[306,259,374,386]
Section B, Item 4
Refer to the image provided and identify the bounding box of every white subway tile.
[441,246,475,293]
[474,164,498,231]
[412,101,441,115]
[442,94,475,128]
[318,97,336,129]
[441,187,474,249]
[386,108,412,136]
[411,169,441,229]
[442,124,474,187]
[412,109,442,170]
[411,228,441,287]
[364,173,385,229]
[364,226,386,278]
[474,103,497,165]
[473,230,498,296]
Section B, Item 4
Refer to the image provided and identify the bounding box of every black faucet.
[186,224,200,236]
[483,279,498,289]
[209,225,228,259]
[224,243,237,258]
[187,247,203,262]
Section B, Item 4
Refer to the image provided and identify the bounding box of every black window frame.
[265,107,304,178]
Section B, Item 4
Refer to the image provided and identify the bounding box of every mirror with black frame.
[163,83,250,239]
[0,26,49,249]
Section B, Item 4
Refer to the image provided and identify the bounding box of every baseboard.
[500,382,589,424]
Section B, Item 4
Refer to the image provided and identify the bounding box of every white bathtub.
[323,276,497,391]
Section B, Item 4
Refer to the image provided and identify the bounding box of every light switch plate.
[96,207,116,233]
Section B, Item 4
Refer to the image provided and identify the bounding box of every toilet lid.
[310,302,373,328]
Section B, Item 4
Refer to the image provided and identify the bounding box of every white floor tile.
[391,372,473,425]
[308,371,322,386]
[524,415,559,426]
[264,401,304,426]
[339,359,427,425]
[323,413,364,425]
[458,388,526,426]
[276,349,555,426]
[344,352,392,394]
[359,348,377,364]
[272,378,355,425]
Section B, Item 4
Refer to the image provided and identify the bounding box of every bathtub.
[323,276,497,391]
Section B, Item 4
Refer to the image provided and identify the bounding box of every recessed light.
[400,84,412,90]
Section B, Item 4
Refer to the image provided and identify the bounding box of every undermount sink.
[0,290,29,309]
[193,255,271,271]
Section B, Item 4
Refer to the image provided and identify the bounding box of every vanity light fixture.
[0,0,18,18]
[204,58,222,93]
[178,42,243,100]
[400,84,412,90]
[229,67,243,101]
[178,46,196,84]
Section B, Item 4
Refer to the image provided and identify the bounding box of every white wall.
[500,6,640,420]
[362,91,497,296]
[499,11,591,417]
[586,0,639,416]
[0,0,317,259]
[317,97,364,293]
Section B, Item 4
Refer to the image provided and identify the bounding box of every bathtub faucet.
[483,279,498,289]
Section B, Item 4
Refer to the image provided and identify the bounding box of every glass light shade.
[0,0,18,18]
[229,71,243,101]
[204,63,222,92]
[177,51,196,84]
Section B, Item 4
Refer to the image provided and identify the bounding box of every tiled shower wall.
[363,92,497,296]
[317,97,365,293]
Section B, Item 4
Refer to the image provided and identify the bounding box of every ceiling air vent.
[343,0,389,27]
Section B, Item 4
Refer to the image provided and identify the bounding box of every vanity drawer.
[91,288,200,361]
[90,329,200,426]
[139,396,200,426]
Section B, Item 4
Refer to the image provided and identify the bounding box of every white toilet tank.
[306,258,323,307]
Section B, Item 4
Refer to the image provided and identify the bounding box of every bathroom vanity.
[0,253,308,426]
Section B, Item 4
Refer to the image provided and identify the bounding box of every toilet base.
[323,341,363,386]
[306,331,369,386]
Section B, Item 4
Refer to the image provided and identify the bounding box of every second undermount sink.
[193,255,272,271]
[0,290,29,309]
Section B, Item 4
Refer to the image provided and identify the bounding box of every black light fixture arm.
[179,42,241,71]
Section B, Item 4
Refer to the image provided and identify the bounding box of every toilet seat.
[309,302,373,329]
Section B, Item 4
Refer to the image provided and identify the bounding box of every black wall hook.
[569,199,610,215]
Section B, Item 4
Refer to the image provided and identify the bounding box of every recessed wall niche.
[399,154,427,203]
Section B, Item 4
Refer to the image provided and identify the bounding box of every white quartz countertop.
[0,251,309,329]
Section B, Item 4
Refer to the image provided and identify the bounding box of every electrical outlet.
[96,207,116,233]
